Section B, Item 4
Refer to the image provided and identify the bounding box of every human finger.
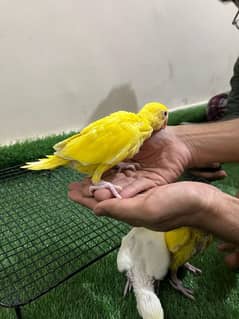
[68,178,92,196]
[94,196,145,226]
[68,189,98,210]
[120,177,158,198]
[224,252,239,270]
[68,182,82,191]
[190,169,227,180]
[94,173,137,200]
[218,242,238,252]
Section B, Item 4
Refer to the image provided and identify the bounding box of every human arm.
[176,118,239,167]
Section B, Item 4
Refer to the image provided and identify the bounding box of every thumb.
[94,197,141,225]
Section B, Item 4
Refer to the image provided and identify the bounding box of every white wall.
[0,0,238,144]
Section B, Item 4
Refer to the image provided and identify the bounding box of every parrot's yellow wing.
[165,227,196,272]
[165,227,213,273]
[54,111,151,166]
[165,227,192,254]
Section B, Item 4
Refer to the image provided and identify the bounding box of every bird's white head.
[138,102,168,131]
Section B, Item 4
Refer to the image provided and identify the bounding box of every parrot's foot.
[89,180,122,198]
[169,272,195,300]
[184,262,202,275]
[116,162,141,173]
[123,278,133,297]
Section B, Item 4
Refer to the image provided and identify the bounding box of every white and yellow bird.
[118,227,212,319]
[22,102,168,198]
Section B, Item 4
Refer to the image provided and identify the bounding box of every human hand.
[69,181,239,244]
[68,181,217,232]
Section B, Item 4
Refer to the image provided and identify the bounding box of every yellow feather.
[21,155,68,170]
[22,102,168,184]
[165,227,213,271]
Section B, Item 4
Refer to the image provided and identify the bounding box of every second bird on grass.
[118,227,212,319]
[22,102,168,198]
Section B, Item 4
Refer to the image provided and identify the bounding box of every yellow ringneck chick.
[165,227,213,299]
[22,102,168,198]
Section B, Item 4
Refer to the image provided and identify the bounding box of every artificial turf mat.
[1,104,239,319]
[0,167,129,308]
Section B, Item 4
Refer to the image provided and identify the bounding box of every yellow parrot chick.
[22,102,168,198]
[165,227,213,300]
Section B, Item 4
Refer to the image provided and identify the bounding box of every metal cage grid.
[0,166,129,312]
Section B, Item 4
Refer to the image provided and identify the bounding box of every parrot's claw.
[169,273,195,300]
[89,181,122,198]
[184,262,202,275]
[117,162,141,173]
[169,279,195,300]
[123,278,133,297]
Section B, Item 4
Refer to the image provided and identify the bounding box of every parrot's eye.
[163,111,168,117]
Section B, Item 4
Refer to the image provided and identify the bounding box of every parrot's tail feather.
[135,288,164,319]
[21,155,69,170]
[129,269,164,319]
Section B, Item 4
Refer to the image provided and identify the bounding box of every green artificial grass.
[1,241,239,319]
[0,168,129,309]
[1,104,239,319]
[0,132,74,170]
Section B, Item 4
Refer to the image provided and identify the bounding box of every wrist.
[170,125,197,168]
[171,119,239,167]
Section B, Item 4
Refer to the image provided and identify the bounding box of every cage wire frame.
[0,165,130,319]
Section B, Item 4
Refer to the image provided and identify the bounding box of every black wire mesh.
[0,166,130,307]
